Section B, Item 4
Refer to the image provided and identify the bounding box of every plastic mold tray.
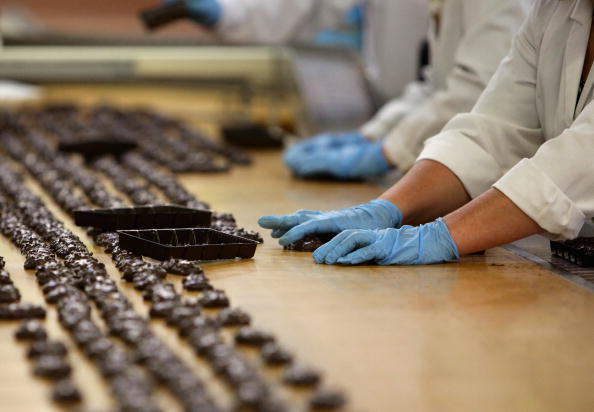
[58,138,137,158]
[118,228,258,261]
[550,238,594,267]
[74,205,212,230]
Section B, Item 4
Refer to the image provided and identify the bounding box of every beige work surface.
[0,85,593,412]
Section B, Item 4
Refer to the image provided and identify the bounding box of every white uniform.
[361,0,529,172]
[419,0,594,240]
[215,0,430,99]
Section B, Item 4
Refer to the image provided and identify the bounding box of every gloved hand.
[258,199,402,246]
[284,130,365,168]
[286,138,392,180]
[165,0,221,27]
[312,218,460,265]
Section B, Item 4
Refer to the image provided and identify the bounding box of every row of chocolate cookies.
[91,105,252,167]
[0,161,220,411]
[0,255,46,320]
[15,320,82,404]
[0,200,160,410]
[0,172,163,411]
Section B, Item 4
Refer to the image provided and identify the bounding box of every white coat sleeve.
[359,79,432,140]
[418,2,591,239]
[216,0,359,44]
[380,0,527,171]
[493,104,594,239]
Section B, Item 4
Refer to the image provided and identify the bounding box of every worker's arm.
[444,188,542,255]
[378,0,529,172]
[312,187,543,265]
[378,159,470,226]
[285,0,529,180]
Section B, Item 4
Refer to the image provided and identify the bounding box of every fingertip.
[323,252,341,265]
[278,233,297,246]
[270,229,285,239]
[313,254,324,264]
[257,215,278,228]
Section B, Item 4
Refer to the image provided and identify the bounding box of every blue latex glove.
[312,218,460,265]
[284,130,365,167]
[166,0,221,27]
[314,4,365,51]
[287,139,391,179]
[258,199,402,246]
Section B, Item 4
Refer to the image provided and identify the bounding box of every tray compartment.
[74,205,212,230]
[550,238,594,267]
[118,228,257,261]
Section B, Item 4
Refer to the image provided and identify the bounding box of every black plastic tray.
[118,228,258,261]
[550,238,594,267]
[221,122,284,148]
[74,206,212,230]
[58,139,137,158]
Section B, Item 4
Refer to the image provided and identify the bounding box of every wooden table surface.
[0,85,593,412]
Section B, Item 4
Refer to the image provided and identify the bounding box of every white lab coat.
[361,0,529,172]
[419,0,594,240]
[215,0,430,100]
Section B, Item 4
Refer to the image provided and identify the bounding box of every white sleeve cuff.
[360,101,413,141]
[360,81,431,140]
[493,159,586,240]
[417,131,503,198]
[382,132,420,172]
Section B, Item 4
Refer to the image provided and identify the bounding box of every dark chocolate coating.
[260,342,293,365]
[52,379,82,403]
[283,365,322,386]
[0,284,21,303]
[182,273,212,291]
[309,389,347,409]
[198,289,230,308]
[284,234,335,252]
[235,327,275,347]
[162,259,204,276]
[0,303,46,320]
[216,308,251,327]
[15,320,47,341]
[27,341,68,359]
[33,355,72,379]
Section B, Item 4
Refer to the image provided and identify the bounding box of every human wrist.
[368,199,403,227]
[434,218,460,259]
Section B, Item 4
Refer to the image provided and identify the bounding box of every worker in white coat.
[169,0,430,100]
[259,0,594,266]
[284,0,530,180]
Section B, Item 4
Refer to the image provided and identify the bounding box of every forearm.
[379,159,471,226]
[444,188,543,255]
